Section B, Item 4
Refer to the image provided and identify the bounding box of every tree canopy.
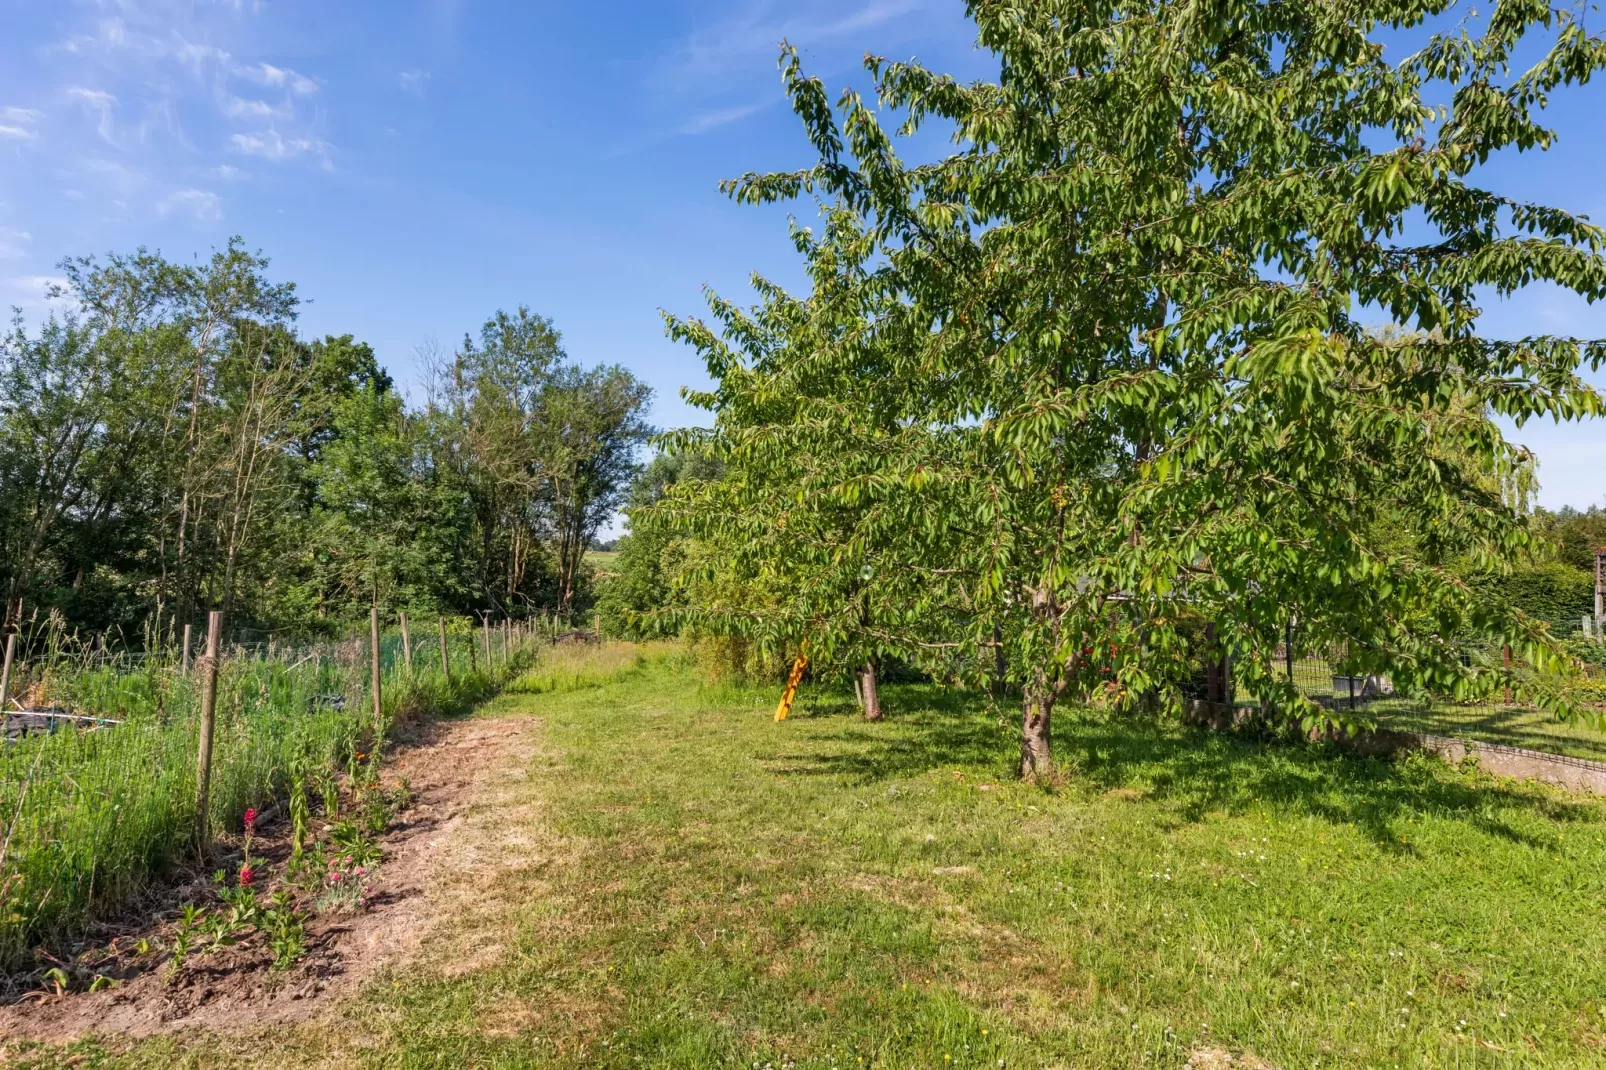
[652,0,1606,778]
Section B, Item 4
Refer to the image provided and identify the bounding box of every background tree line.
[0,239,650,642]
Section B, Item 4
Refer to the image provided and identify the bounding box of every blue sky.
[1,0,1604,510]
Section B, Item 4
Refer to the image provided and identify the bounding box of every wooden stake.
[182,622,193,677]
[481,614,491,668]
[399,610,413,673]
[438,617,452,683]
[1504,643,1513,705]
[370,605,383,731]
[1595,547,1605,637]
[0,633,16,729]
[195,610,223,853]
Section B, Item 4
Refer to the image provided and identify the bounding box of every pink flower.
[239,863,255,887]
[243,808,258,832]
[329,871,342,882]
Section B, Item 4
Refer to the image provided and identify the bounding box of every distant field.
[585,549,620,575]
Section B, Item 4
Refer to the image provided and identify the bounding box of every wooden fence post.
[370,605,383,731]
[1504,643,1513,705]
[481,614,491,668]
[399,610,413,673]
[438,617,452,684]
[0,632,16,731]
[467,620,477,673]
[182,622,193,677]
[195,610,223,853]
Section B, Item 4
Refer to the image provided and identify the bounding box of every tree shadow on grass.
[772,685,1599,851]
[773,686,1016,781]
[1062,719,1593,851]
[1378,703,1606,762]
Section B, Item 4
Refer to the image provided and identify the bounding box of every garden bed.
[0,714,537,1044]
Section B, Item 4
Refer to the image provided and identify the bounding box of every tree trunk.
[860,661,882,722]
[1204,622,1231,704]
[992,621,1006,696]
[1019,671,1054,781]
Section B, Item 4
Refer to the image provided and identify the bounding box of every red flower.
[239,863,255,887]
[243,808,258,832]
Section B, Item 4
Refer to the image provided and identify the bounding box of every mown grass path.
[53,646,1606,1068]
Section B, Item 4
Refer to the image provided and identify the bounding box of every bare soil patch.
[0,713,541,1045]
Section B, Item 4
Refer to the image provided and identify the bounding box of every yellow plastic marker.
[775,650,809,721]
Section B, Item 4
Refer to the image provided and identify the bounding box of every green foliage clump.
[598,450,723,642]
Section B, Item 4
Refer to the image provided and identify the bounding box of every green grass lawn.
[65,647,1606,1067]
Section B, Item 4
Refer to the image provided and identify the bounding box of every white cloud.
[175,41,232,72]
[399,69,431,94]
[222,95,283,120]
[69,88,117,109]
[60,15,234,70]
[2,107,42,125]
[680,101,767,135]
[230,130,326,159]
[1,275,72,314]
[67,86,118,142]
[667,0,928,83]
[241,62,318,94]
[61,17,141,58]
[44,7,333,186]
[158,188,222,221]
[210,163,249,180]
[0,126,35,141]
[0,227,31,259]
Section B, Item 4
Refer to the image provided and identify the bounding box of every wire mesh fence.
[1223,617,1606,754]
[0,613,547,967]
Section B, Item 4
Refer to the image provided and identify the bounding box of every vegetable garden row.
[0,613,544,968]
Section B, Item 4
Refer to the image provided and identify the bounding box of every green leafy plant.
[320,769,342,823]
[289,771,311,867]
[42,966,71,995]
[218,884,263,932]
[263,892,307,970]
[387,776,415,814]
[327,820,382,868]
[170,904,206,970]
